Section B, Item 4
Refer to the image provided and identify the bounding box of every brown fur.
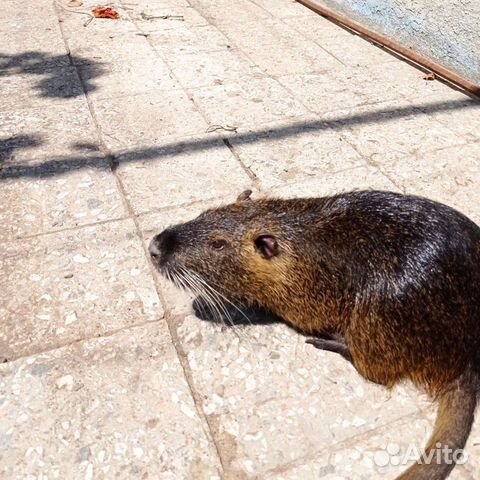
[149,190,480,479]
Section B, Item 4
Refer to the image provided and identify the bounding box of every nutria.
[149,190,480,479]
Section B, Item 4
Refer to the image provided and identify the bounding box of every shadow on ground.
[0,97,477,179]
[0,135,43,164]
[193,296,282,326]
[0,51,106,98]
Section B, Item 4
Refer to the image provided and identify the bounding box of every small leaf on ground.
[423,72,436,81]
[68,0,83,6]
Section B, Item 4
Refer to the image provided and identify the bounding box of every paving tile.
[217,18,342,75]
[149,24,233,56]
[251,0,318,18]
[266,165,399,198]
[189,77,308,128]
[58,9,155,66]
[282,11,345,41]
[0,67,86,109]
[131,0,191,6]
[115,134,253,214]
[266,413,473,480]
[0,159,126,242]
[0,99,101,165]
[175,315,423,476]
[333,100,466,166]
[164,49,262,89]
[77,55,180,100]
[189,0,271,24]
[0,323,221,479]
[415,93,480,143]
[382,143,480,224]
[0,219,162,361]
[0,3,68,65]
[226,116,365,189]
[131,5,210,34]
[283,16,396,67]
[277,62,457,114]
[92,90,208,150]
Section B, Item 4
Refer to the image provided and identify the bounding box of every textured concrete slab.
[77,56,181,100]
[266,414,474,480]
[92,90,208,150]
[335,100,467,165]
[266,165,399,198]
[225,116,365,189]
[252,0,319,18]
[0,99,100,165]
[416,93,480,143]
[2,0,479,477]
[149,24,232,56]
[0,67,85,109]
[0,160,126,242]
[276,62,455,113]
[131,5,210,34]
[175,315,425,477]
[58,8,154,66]
[0,323,221,480]
[165,49,261,89]
[215,18,342,75]
[0,220,161,361]
[283,15,396,67]
[189,77,308,128]
[189,0,271,24]
[115,134,253,214]
[383,143,480,224]
[0,2,68,64]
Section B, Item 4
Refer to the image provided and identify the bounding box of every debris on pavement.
[92,7,120,19]
[423,71,436,80]
[67,0,83,6]
[140,12,184,21]
[206,124,238,133]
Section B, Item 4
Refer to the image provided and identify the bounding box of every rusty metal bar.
[296,0,480,98]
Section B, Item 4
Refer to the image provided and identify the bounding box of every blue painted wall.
[315,0,480,85]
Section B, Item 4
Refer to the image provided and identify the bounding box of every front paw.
[306,335,353,363]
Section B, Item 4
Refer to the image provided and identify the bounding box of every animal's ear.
[254,235,278,259]
[236,189,253,202]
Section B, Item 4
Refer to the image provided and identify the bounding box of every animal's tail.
[398,371,478,480]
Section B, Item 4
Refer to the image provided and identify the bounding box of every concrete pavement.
[1,0,479,478]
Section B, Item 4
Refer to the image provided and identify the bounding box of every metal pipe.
[296,0,480,98]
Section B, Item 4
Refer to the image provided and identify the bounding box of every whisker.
[179,267,246,341]
[178,267,228,329]
[184,269,254,345]
[192,272,254,328]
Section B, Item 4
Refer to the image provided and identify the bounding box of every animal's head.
[149,191,302,309]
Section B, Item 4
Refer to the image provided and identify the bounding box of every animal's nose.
[148,237,161,261]
[149,229,178,265]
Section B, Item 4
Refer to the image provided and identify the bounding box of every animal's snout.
[149,229,178,267]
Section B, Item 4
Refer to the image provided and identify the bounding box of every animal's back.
[308,191,480,392]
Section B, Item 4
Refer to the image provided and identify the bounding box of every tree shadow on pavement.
[0,51,106,98]
[0,135,43,165]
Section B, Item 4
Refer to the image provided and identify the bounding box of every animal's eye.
[210,239,227,251]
